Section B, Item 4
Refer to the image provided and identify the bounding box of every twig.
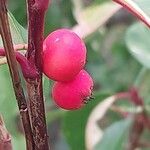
[127,114,144,150]
[111,89,150,150]
[0,1,34,149]
[26,0,50,149]
[115,88,144,106]
[113,0,150,28]
[126,88,150,150]
[114,91,130,100]
[129,87,143,106]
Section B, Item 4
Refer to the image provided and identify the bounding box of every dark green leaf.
[0,11,27,47]
[94,118,132,150]
[62,93,109,150]
[126,22,150,68]
[0,65,26,149]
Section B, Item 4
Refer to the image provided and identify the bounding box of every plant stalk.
[113,0,150,28]
[0,0,34,149]
[26,0,50,149]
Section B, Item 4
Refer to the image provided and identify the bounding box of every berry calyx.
[52,70,94,110]
[43,29,86,82]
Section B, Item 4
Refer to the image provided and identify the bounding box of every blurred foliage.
[62,93,108,150]
[0,65,25,150]
[0,0,150,150]
[126,22,150,68]
[95,118,132,150]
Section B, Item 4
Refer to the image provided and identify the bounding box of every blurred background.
[0,0,150,150]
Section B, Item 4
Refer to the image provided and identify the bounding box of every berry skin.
[52,70,93,110]
[43,29,86,81]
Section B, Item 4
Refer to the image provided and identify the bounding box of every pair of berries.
[43,29,93,110]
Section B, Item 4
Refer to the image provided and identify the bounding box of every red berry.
[52,70,93,110]
[43,29,86,81]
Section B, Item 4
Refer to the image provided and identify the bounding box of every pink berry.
[43,29,86,81]
[52,70,94,110]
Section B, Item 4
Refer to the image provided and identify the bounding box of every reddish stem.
[115,88,143,106]
[114,89,150,150]
[129,87,143,106]
[113,0,150,28]
[0,0,34,149]
[27,0,50,70]
[115,92,130,100]
[127,114,144,150]
[26,0,50,149]
[34,0,50,11]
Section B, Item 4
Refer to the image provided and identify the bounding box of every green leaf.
[0,65,26,149]
[62,93,109,150]
[0,11,27,149]
[94,118,132,150]
[0,65,18,133]
[134,68,150,106]
[72,2,121,38]
[12,135,26,150]
[8,12,27,44]
[126,22,150,68]
[0,11,27,47]
[43,75,53,104]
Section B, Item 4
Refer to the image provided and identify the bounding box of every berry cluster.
[43,29,93,110]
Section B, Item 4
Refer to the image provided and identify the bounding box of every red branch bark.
[0,1,34,149]
[26,0,50,149]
